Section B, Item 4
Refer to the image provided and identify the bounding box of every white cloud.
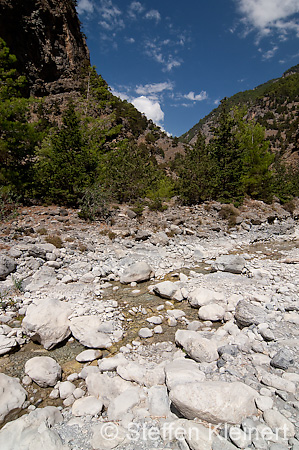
[135,81,174,96]
[184,91,208,101]
[236,0,299,38]
[128,1,144,18]
[259,45,279,59]
[110,88,130,101]
[144,40,182,72]
[77,0,94,14]
[97,0,124,31]
[126,37,135,44]
[145,9,161,22]
[132,96,165,125]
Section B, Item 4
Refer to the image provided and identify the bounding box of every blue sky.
[77,0,299,137]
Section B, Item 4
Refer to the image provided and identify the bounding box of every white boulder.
[24,356,61,387]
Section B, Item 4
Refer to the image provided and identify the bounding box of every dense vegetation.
[0,38,298,218]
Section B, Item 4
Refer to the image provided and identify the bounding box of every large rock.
[25,356,61,387]
[165,358,205,390]
[107,387,141,421]
[152,281,180,299]
[0,406,69,450]
[263,409,295,438]
[169,381,259,424]
[72,396,103,417]
[22,298,72,350]
[0,335,18,356]
[212,255,246,274]
[148,385,171,417]
[86,373,132,407]
[117,362,146,385]
[0,373,27,424]
[188,287,225,308]
[175,330,219,363]
[198,304,226,321]
[70,316,112,349]
[0,255,16,280]
[234,300,267,327]
[119,261,154,284]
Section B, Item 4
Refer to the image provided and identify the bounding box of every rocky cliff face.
[0,0,90,96]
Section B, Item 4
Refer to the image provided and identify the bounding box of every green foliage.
[78,185,111,221]
[175,102,274,204]
[35,102,97,205]
[99,140,167,203]
[0,39,41,199]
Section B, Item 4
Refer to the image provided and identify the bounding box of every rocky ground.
[0,199,299,450]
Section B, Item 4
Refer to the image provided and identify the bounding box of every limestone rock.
[175,330,219,363]
[198,304,226,321]
[0,373,27,424]
[70,316,112,348]
[120,261,154,284]
[169,381,259,424]
[165,358,206,390]
[188,287,225,308]
[212,255,246,274]
[234,300,267,327]
[22,298,71,350]
[263,409,295,437]
[24,356,61,387]
[0,255,16,280]
[72,396,103,417]
[0,406,69,450]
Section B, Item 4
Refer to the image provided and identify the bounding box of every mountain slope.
[181,66,299,164]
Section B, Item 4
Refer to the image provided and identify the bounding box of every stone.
[198,304,226,321]
[175,419,213,450]
[86,373,132,407]
[212,255,246,274]
[263,409,295,438]
[153,281,179,299]
[117,362,146,385]
[212,435,239,450]
[70,316,112,348]
[0,334,18,355]
[148,385,171,417]
[0,406,68,450]
[107,387,141,421]
[91,423,127,450]
[175,330,219,363]
[270,348,294,370]
[138,327,153,338]
[169,381,259,424]
[229,426,252,448]
[0,255,16,280]
[146,316,163,325]
[58,381,76,399]
[22,298,71,350]
[234,300,267,327]
[261,372,296,394]
[72,396,103,417]
[120,261,154,284]
[98,354,127,372]
[24,356,61,387]
[0,373,27,424]
[188,287,225,308]
[165,358,205,390]
[76,349,102,363]
[255,395,273,411]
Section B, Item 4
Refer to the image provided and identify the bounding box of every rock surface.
[0,373,27,424]
[24,356,61,387]
[22,298,71,350]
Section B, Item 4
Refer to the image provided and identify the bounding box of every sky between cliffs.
[77,0,299,136]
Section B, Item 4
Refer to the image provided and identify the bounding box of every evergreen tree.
[35,103,96,205]
[209,98,243,201]
[0,38,40,199]
[176,131,214,204]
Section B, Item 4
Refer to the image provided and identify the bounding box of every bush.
[78,185,110,221]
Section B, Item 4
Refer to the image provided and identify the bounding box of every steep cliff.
[0,0,90,96]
